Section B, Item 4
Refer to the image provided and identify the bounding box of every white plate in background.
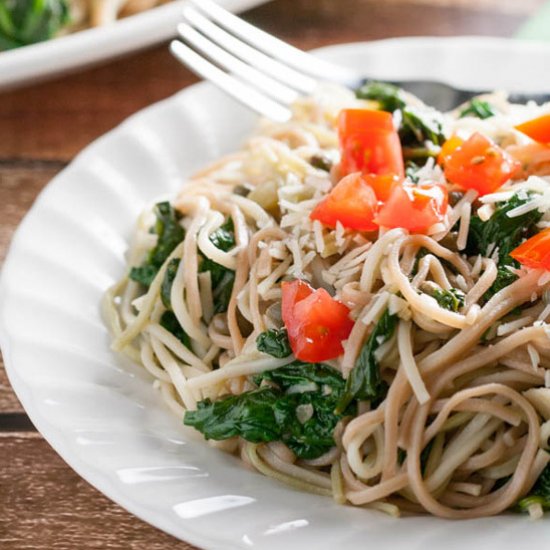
[0,0,268,91]
[2,37,550,549]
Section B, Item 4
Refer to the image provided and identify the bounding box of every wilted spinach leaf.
[432,288,465,312]
[129,202,184,287]
[355,81,406,113]
[466,194,542,301]
[185,362,354,459]
[336,309,397,414]
[518,463,550,513]
[256,328,292,358]
[199,218,236,314]
[159,311,191,348]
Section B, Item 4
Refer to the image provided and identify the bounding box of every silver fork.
[170,0,550,121]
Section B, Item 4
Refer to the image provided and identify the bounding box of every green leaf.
[355,81,406,113]
[465,194,543,301]
[518,463,550,512]
[459,99,496,120]
[336,309,398,414]
[432,288,465,312]
[256,328,292,358]
[255,362,345,393]
[129,202,185,288]
[159,311,191,348]
[160,258,180,309]
[185,362,354,459]
[399,106,446,148]
[208,218,236,253]
[128,265,159,288]
[199,218,236,314]
[0,0,70,49]
[184,388,281,443]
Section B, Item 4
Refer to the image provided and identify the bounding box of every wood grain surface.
[0,0,545,548]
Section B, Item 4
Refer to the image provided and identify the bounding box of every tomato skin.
[516,114,550,144]
[443,132,520,195]
[310,172,379,231]
[363,173,403,202]
[281,280,354,363]
[375,181,448,233]
[510,228,550,270]
[338,109,405,178]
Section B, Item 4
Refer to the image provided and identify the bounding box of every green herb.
[208,219,235,253]
[459,99,496,120]
[255,362,346,392]
[466,194,542,301]
[256,328,292,358]
[0,0,70,49]
[487,266,519,300]
[185,362,354,459]
[466,194,541,263]
[518,463,550,513]
[160,258,180,309]
[199,218,236,314]
[432,288,465,312]
[355,81,406,113]
[129,202,184,287]
[184,388,281,443]
[399,106,446,149]
[410,248,429,277]
[336,309,398,414]
[159,311,191,348]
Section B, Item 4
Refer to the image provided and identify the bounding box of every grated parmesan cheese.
[477,203,495,222]
[313,220,325,254]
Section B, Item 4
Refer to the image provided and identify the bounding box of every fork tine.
[182,5,317,95]
[189,0,357,84]
[177,23,299,106]
[170,40,292,122]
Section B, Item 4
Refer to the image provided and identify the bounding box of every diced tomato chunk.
[438,135,464,166]
[310,172,379,231]
[516,114,550,144]
[338,109,405,178]
[281,280,354,362]
[375,181,448,233]
[363,173,403,202]
[510,228,550,270]
[443,132,520,195]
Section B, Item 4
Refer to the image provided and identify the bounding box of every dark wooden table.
[0,0,546,547]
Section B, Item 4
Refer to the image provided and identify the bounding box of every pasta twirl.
[105,83,550,519]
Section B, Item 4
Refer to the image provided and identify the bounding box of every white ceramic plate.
[3,37,550,550]
[0,0,267,91]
